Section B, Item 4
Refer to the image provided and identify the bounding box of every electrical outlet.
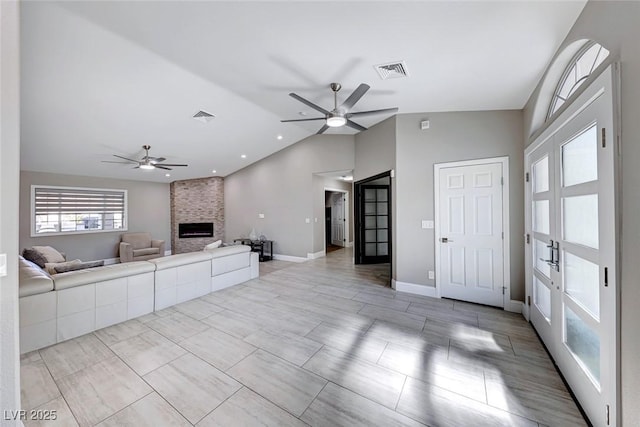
[258,213,265,218]
[428,270,435,280]
[305,218,310,223]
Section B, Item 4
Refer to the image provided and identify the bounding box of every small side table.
[250,240,273,262]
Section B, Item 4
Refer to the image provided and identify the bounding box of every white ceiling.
[20,1,586,183]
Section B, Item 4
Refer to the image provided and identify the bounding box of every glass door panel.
[361,185,390,263]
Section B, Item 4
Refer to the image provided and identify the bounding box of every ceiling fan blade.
[346,120,367,132]
[341,83,370,111]
[281,117,326,123]
[289,93,330,115]
[101,160,134,164]
[347,107,399,118]
[157,163,188,167]
[113,154,140,163]
[316,124,330,134]
[155,165,172,170]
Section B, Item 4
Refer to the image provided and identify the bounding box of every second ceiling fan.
[281,83,398,134]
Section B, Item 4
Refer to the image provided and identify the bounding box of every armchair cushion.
[133,248,160,257]
[121,232,152,250]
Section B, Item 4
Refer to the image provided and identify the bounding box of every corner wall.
[225,134,355,258]
[0,0,21,415]
[19,171,171,261]
[522,2,640,423]
[170,177,224,254]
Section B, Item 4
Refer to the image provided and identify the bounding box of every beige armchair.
[119,232,165,263]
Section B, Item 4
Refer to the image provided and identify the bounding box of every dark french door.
[355,172,392,266]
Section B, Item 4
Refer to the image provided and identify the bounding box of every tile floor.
[20,248,587,426]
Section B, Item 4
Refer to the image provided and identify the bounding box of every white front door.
[525,65,618,426]
[331,193,345,247]
[437,161,505,307]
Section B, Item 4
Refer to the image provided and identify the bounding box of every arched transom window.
[547,41,609,120]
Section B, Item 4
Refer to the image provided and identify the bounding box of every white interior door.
[331,193,345,247]
[437,161,505,307]
[525,65,617,426]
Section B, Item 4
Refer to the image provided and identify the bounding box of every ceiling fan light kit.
[281,82,398,134]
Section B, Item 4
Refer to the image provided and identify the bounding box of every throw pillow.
[44,259,82,275]
[22,246,66,268]
[204,240,222,250]
[54,260,105,274]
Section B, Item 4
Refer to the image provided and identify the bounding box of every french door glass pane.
[564,251,600,319]
[377,202,388,215]
[534,277,551,321]
[562,124,598,187]
[365,243,376,256]
[377,229,388,242]
[534,239,551,278]
[377,216,388,228]
[533,200,550,234]
[377,243,388,256]
[364,189,376,201]
[376,189,388,202]
[365,230,376,242]
[533,156,549,193]
[565,305,600,385]
[365,216,376,229]
[563,195,599,249]
[365,203,376,215]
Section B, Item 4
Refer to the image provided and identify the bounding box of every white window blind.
[32,185,127,236]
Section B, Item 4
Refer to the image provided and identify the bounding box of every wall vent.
[193,110,215,123]
[374,61,409,80]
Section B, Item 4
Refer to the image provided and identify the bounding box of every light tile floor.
[21,248,587,426]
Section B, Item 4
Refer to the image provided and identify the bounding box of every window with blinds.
[31,185,127,236]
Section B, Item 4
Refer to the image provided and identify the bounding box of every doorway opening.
[354,171,392,286]
[324,189,349,253]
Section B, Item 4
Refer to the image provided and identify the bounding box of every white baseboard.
[506,300,524,314]
[164,250,172,256]
[307,250,325,260]
[273,254,308,263]
[393,280,438,298]
[103,257,119,265]
[346,241,353,248]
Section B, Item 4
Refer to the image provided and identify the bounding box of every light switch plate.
[421,220,434,229]
[258,213,265,218]
[428,270,435,280]
[305,218,310,223]
[0,254,7,277]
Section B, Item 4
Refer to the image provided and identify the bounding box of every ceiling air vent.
[374,61,409,80]
[193,110,215,123]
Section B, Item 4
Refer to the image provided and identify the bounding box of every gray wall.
[395,111,525,300]
[522,2,640,424]
[1,0,21,412]
[20,171,171,261]
[225,134,355,258]
[312,177,353,253]
[354,117,398,278]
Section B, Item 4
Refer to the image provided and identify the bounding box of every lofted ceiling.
[20,1,586,183]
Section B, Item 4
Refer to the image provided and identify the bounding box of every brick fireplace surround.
[170,177,224,254]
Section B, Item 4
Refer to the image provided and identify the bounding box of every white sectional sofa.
[18,245,259,353]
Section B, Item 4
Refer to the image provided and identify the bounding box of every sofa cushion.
[53,261,156,291]
[19,256,54,297]
[22,246,66,268]
[208,244,250,259]
[204,240,222,250]
[122,232,152,250]
[44,259,82,275]
[54,260,105,274]
[150,251,213,270]
[133,247,160,257]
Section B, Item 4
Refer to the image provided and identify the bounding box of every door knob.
[440,237,453,243]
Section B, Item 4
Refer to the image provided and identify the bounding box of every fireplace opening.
[178,222,214,238]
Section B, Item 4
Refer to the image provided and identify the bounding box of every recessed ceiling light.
[277,135,283,140]
[212,170,217,174]
[299,111,307,116]
[165,173,171,177]
[241,154,247,159]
